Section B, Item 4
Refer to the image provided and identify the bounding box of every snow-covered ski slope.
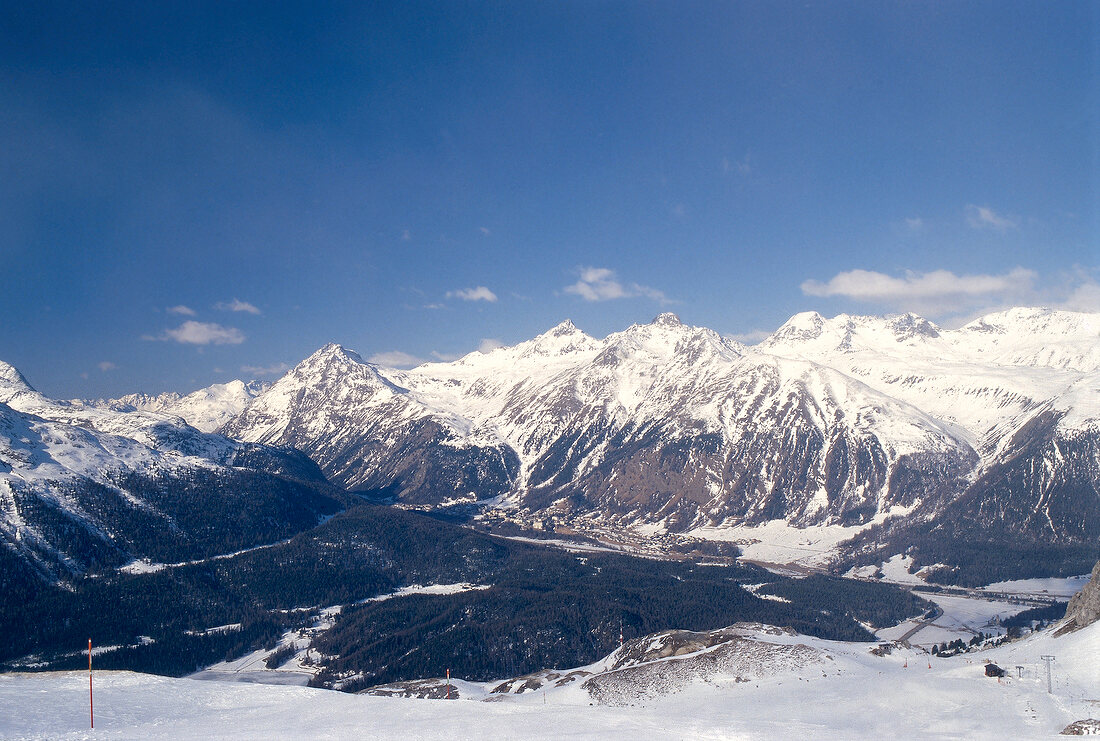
[2,618,1095,740]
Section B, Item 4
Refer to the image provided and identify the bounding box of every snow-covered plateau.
[2,616,1096,740]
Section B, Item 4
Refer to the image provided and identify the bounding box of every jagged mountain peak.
[443,320,602,367]
[523,319,600,355]
[548,318,580,335]
[308,342,366,365]
[0,360,31,387]
[885,312,941,340]
[285,344,403,393]
[766,311,827,344]
[651,312,682,327]
[961,306,1100,337]
[763,310,945,353]
[0,360,35,396]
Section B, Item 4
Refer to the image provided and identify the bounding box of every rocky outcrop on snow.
[580,624,825,705]
[1061,719,1100,735]
[1057,560,1100,634]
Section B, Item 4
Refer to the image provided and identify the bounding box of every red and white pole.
[445,668,451,700]
[88,638,94,730]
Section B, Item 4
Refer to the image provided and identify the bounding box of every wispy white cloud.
[368,350,425,368]
[167,305,196,316]
[240,362,289,377]
[564,267,671,304]
[803,266,1100,323]
[430,350,461,362]
[479,226,491,236]
[966,204,1018,230]
[802,268,1036,302]
[97,361,117,372]
[1059,267,1100,312]
[904,217,923,231]
[478,338,504,353]
[722,154,751,175]
[401,229,411,241]
[800,267,1040,317]
[215,298,261,315]
[148,320,246,345]
[1064,281,1100,312]
[447,286,498,302]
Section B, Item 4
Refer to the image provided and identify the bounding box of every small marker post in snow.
[446,668,451,700]
[88,638,93,730]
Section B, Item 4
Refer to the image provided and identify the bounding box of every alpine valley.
[1,306,1098,698]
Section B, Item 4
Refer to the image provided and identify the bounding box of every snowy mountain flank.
[220,307,1100,582]
[0,362,344,588]
[80,379,268,433]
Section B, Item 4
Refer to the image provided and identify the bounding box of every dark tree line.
[2,504,926,688]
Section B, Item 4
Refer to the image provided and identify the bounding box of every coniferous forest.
[0,503,931,689]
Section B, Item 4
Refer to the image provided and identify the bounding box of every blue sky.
[2,1,1096,398]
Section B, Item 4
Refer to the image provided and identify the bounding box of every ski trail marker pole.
[88,638,94,730]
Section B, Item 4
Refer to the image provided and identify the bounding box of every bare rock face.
[1058,559,1100,634]
[358,677,459,699]
[580,624,825,706]
[1061,718,1100,735]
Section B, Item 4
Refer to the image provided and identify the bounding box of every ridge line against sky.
[1,2,1096,398]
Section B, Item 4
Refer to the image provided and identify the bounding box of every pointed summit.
[764,311,826,346]
[652,312,682,327]
[520,320,601,359]
[306,343,365,365]
[548,318,580,336]
[0,360,33,391]
[0,360,38,406]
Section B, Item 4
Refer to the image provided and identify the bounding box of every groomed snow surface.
[3,619,1096,740]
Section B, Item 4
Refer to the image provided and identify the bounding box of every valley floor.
[2,618,1095,740]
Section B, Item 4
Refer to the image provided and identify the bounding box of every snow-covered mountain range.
[79,379,268,433]
[219,308,1098,578]
[0,361,343,587]
[5,306,1095,585]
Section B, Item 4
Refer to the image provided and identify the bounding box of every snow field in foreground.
[2,619,1096,740]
